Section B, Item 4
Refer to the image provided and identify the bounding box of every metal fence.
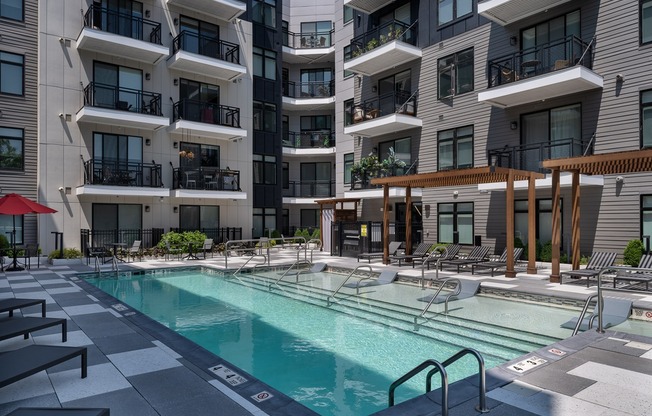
[170,227,242,243]
[80,228,164,255]
[330,221,422,256]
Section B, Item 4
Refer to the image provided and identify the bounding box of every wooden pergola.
[542,149,652,282]
[315,197,361,250]
[371,166,544,276]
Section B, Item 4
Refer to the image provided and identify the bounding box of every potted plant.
[380,147,406,177]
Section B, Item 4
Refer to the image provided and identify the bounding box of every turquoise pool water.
[85,268,575,415]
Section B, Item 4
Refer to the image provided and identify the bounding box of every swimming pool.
[85,268,577,415]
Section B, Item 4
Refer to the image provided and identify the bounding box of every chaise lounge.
[438,246,491,273]
[0,316,68,343]
[471,247,524,276]
[357,241,403,263]
[0,345,87,388]
[560,251,618,287]
[389,242,432,266]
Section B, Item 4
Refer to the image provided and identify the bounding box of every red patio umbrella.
[0,193,57,271]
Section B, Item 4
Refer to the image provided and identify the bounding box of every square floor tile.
[108,346,182,377]
[49,362,131,403]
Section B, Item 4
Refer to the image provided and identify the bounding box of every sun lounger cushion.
[8,408,110,416]
[0,345,87,388]
[417,280,480,303]
[561,297,632,331]
[343,270,398,288]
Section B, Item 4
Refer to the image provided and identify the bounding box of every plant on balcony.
[366,38,379,51]
[380,147,406,176]
[322,133,330,147]
[351,153,382,185]
[179,150,195,160]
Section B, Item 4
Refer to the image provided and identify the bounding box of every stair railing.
[269,259,313,291]
[420,245,449,289]
[414,278,461,330]
[326,265,373,305]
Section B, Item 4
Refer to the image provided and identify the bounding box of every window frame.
[0,0,24,21]
[0,214,23,245]
[643,0,652,45]
[91,203,142,232]
[437,126,473,171]
[514,198,563,245]
[641,195,652,250]
[300,209,320,229]
[438,0,474,27]
[179,205,220,230]
[0,126,24,171]
[253,46,277,80]
[253,207,276,238]
[253,154,277,185]
[253,100,277,132]
[437,48,474,99]
[0,51,25,96]
[642,90,652,149]
[437,202,474,245]
[343,153,354,184]
[252,0,276,28]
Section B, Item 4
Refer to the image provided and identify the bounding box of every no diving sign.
[252,391,274,402]
[209,364,248,386]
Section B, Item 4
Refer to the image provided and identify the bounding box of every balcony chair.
[127,240,142,262]
[184,171,197,189]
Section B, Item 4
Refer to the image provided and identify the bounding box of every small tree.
[623,239,644,266]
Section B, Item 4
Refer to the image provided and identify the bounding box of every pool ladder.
[413,278,462,331]
[268,259,312,291]
[326,265,373,306]
[388,348,489,416]
[233,254,268,276]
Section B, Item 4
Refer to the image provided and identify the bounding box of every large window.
[521,10,580,49]
[300,209,320,228]
[643,0,652,45]
[0,51,24,96]
[92,204,142,232]
[179,16,219,57]
[438,202,473,244]
[0,215,22,245]
[642,90,652,148]
[438,0,473,26]
[515,199,561,245]
[344,153,354,184]
[378,70,411,114]
[301,21,332,46]
[301,162,331,197]
[92,0,144,39]
[253,154,276,185]
[0,127,23,170]
[282,162,289,189]
[438,126,473,171]
[252,0,276,27]
[253,101,277,132]
[179,142,219,168]
[253,47,276,80]
[300,115,331,131]
[253,207,276,238]
[344,99,354,126]
[642,196,652,247]
[0,0,23,21]
[93,61,142,110]
[179,205,219,230]
[94,133,142,164]
[379,137,411,174]
[438,48,473,98]
[344,6,353,24]
[300,68,333,96]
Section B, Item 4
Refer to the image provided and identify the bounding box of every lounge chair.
[357,241,403,263]
[560,251,618,287]
[417,279,481,303]
[471,247,524,276]
[343,270,398,291]
[0,298,46,317]
[126,240,142,262]
[438,246,491,273]
[8,408,110,416]
[561,297,632,331]
[389,242,432,266]
[613,254,652,290]
[412,244,461,269]
[164,241,182,261]
[0,345,87,388]
[0,316,68,342]
[310,262,327,272]
[202,238,214,258]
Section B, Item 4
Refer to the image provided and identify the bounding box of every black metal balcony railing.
[347,90,418,125]
[172,99,241,128]
[172,31,240,65]
[83,4,162,45]
[344,20,418,62]
[83,82,163,116]
[83,159,163,187]
[283,80,335,98]
[282,29,334,49]
[283,180,335,198]
[488,138,591,173]
[488,35,595,88]
[172,166,241,191]
[351,164,418,190]
[282,130,335,148]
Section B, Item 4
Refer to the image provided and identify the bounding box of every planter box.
[49,258,84,266]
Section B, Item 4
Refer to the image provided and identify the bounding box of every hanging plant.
[179,150,195,160]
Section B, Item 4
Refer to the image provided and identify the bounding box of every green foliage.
[522,239,542,261]
[540,241,553,262]
[294,228,311,241]
[623,239,644,266]
[157,231,207,251]
[310,229,320,240]
[0,234,9,250]
[48,248,82,260]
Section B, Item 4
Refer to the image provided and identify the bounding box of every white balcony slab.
[76,28,168,64]
[282,147,336,157]
[478,173,603,192]
[167,50,246,81]
[170,189,247,199]
[76,185,170,198]
[478,0,573,26]
[76,107,170,130]
[282,46,335,64]
[282,95,335,111]
[478,66,603,108]
[343,113,422,137]
[283,197,331,204]
[344,0,393,14]
[344,187,423,199]
[343,40,421,76]
[167,0,246,22]
[167,120,247,141]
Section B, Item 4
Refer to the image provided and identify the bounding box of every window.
[92,204,142,232]
[94,133,142,163]
[282,162,289,189]
[438,126,473,171]
[179,142,219,168]
[179,16,219,57]
[0,127,23,170]
[300,209,320,228]
[344,153,354,184]
[0,0,23,21]
[253,207,276,238]
[379,137,412,175]
[642,196,652,247]
[643,0,652,45]
[93,61,142,110]
[92,0,144,39]
[344,6,353,24]
[178,79,219,122]
[179,205,219,230]
[0,214,22,245]
[521,10,580,49]
[642,90,652,148]
[253,47,277,80]
[515,199,561,245]
[0,51,24,96]
[300,115,331,131]
[344,99,354,126]
[300,68,333,96]
[301,21,331,47]
[438,0,473,26]
[438,202,473,244]
[301,162,331,197]
[378,70,411,114]
[252,0,276,27]
[438,48,473,98]
[253,101,277,132]
[253,154,276,185]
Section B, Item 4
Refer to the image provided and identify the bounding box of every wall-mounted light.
[616,175,624,183]
[453,190,459,197]
[173,78,178,86]
[371,85,377,93]
[510,36,518,46]
[145,10,150,18]
[173,141,178,149]
[145,72,151,80]
[616,73,624,82]
[173,206,178,213]
[372,146,377,154]
[145,206,150,212]
[145,138,151,146]
[173,17,179,26]
[510,121,518,130]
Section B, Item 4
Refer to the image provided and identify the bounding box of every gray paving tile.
[47,345,110,373]
[70,312,135,339]
[92,332,156,355]
[62,304,107,316]
[574,381,652,415]
[573,346,652,374]
[517,362,595,396]
[107,346,182,377]
[0,370,54,402]
[63,387,158,416]
[0,393,61,416]
[156,390,257,416]
[49,362,131,403]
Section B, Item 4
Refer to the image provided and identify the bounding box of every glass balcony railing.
[282,29,334,49]
[282,131,335,149]
[283,80,335,98]
[172,166,241,191]
[344,20,418,62]
[172,99,241,128]
[83,82,163,115]
[487,35,595,88]
[83,4,162,45]
[347,91,418,124]
[83,159,163,187]
[487,138,591,173]
[283,180,335,198]
[172,31,241,65]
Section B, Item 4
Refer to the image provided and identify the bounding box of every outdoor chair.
[0,316,68,343]
[471,247,524,276]
[613,254,652,290]
[202,238,214,258]
[127,240,142,262]
[357,241,403,263]
[0,345,87,388]
[438,246,491,273]
[343,270,398,291]
[412,244,461,269]
[22,243,39,269]
[8,408,110,416]
[86,246,109,266]
[164,241,182,261]
[561,297,632,331]
[389,242,432,266]
[560,251,618,287]
[0,298,46,317]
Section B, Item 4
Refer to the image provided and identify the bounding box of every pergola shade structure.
[371,166,544,275]
[542,149,652,282]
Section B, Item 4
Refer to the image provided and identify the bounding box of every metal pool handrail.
[413,278,461,330]
[269,259,312,291]
[224,238,272,268]
[326,265,373,306]
[233,254,268,275]
[420,245,449,289]
[572,293,599,336]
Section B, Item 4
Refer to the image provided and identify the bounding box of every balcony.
[343,91,421,137]
[478,35,603,108]
[282,131,336,156]
[167,99,247,141]
[344,165,422,199]
[77,159,169,197]
[282,29,335,64]
[282,80,335,110]
[343,0,393,14]
[76,5,168,64]
[171,167,246,199]
[283,181,335,201]
[76,83,169,130]
[488,138,591,174]
[167,31,246,81]
[343,20,420,76]
[478,0,573,26]
[166,0,246,22]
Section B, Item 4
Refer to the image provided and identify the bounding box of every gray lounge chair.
[202,238,214,258]
[438,246,491,273]
[0,298,46,317]
[0,345,87,388]
[613,254,652,290]
[389,242,432,266]
[8,408,109,416]
[344,270,398,290]
[471,247,524,276]
[412,244,461,269]
[561,297,632,331]
[560,251,618,287]
[357,241,403,263]
[0,316,67,342]
[417,279,481,303]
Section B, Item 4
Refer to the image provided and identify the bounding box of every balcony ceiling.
[343,113,422,137]
[344,41,422,76]
[76,107,170,130]
[167,51,246,81]
[171,189,247,199]
[76,185,170,198]
[344,187,423,200]
[477,66,603,108]
[76,28,169,64]
[282,148,336,157]
[166,0,246,21]
[478,0,573,26]
[282,96,336,111]
[167,120,247,141]
[343,0,393,14]
[281,46,335,64]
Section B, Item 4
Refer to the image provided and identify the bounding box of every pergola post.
[527,174,537,274]
[571,170,581,269]
[505,169,516,277]
[550,169,561,282]
[382,184,390,264]
[405,186,412,255]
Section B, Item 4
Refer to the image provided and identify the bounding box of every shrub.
[157,231,207,251]
[523,239,542,261]
[623,239,644,266]
[310,229,320,240]
[48,248,82,260]
[0,234,9,250]
[540,241,552,262]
